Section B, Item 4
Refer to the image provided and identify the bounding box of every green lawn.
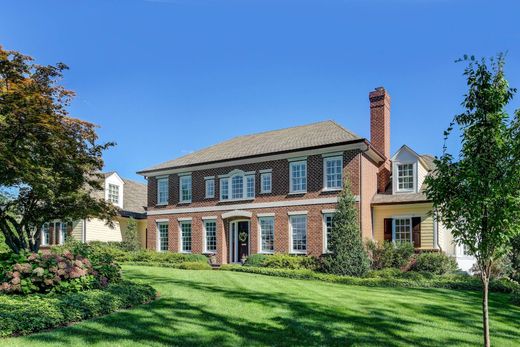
[2,265,520,347]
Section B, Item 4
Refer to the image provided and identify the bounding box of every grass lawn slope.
[3,265,519,346]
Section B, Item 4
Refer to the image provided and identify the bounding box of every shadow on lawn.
[25,270,520,347]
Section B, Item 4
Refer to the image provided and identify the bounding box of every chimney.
[369,87,391,192]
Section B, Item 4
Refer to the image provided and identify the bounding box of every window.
[179,175,192,203]
[397,164,414,191]
[108,184,119,204]
[59,222,68,245]
[324,156,343,190]
[323,213,334,252]
[290,161,307,193]
[290,215,307,253]
[220,171,255,200]
[259,217,274,253]
[205,178,215,198]
[180,221,192,252]
[204,220,217,253]
[261,173,272,193]
[41,223,50,246]
[157,177,169,205]
[157,222,169,251]
[394,218,412,243]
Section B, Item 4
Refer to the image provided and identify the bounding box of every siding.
[372,202,434,249]
[85,218,123,242]
[417,161,428,191]
[70,220,84,241]
[118,217,147,247]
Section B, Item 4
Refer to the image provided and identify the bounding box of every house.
[40,172,148,247]
[137,87,475,270]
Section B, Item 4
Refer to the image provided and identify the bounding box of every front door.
[229,220,249,263]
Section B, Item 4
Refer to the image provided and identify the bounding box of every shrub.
[177,262,212,270]
[366,240,415,270]
[412,252,458,275]
[244,254,270,267]
[262,254,318,270]
[512,287,520,306]
[121,217,141,251]
[0,280,156,337]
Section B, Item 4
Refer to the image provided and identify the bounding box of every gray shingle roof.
[122,179,147,214]
[139,120,362,173]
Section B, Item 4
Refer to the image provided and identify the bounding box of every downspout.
[82,218,87,243]
[433,209,441,251]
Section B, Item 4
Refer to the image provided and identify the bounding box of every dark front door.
[237,221,249,262]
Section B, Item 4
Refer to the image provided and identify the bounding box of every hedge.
[220,265,520,294]
[0,280,157,337]
[123,261,212,270]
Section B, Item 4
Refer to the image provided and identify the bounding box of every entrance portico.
[222,210,252,264]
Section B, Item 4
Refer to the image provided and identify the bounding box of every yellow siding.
[85,218,123,242]
[70,220,84,241]
[117,217,147,248]
[372,202,434,249]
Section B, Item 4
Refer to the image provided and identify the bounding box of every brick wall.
[369,87,391,193]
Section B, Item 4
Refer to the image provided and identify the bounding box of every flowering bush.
[0,248,121,295]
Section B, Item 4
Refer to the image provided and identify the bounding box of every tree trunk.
[482,272,490,347]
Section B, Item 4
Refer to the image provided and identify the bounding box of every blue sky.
[1,0,519,182]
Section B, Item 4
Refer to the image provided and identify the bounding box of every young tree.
[425,54,520,347]
[0,46,117,253]
[122,217,141,251]
[321,178,370,277]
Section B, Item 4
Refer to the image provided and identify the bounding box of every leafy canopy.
[0,46,117,253]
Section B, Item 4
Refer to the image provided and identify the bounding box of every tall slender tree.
[0,46,117,253]
[425,54,520,347]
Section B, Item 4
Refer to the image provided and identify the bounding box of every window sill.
[180,251,192,254]
[257,251,274,255]
[204,196,215,199]
[289,251,307,255]
[203,251,216,255]
[322,187,342,192]
[178,201,192,205]
[219,198,255,203]
[288,191,306,195]
[156,203,168,207]
[259,191,272,194]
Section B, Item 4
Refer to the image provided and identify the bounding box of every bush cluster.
[412,252,458,275]
[0,280,156,337]
[365,240,415,270]
[0,248,120,295]
[244,253,318,270]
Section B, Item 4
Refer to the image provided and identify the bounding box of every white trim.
[202,216,218,220]
[322,212,334,253]
[157,177,169,205]
[321,151,343,158]
[289,160,307,194]
[288,156,307,162]
[323,155,343,191]
[155,218,169,222]
[147,197,348,216]
[256,213,275,217]
[259,169,272,173]
[203,219,217,253]
[140,142,371,177]
[289,214,308,254]
[178,172,192,177]
[288,211,308,215]
[257,216,275,254]
[222,210,253,219]
[179,175,192,203]
[178,220,192,253]
[392,216,413,243]
[229,219,250,263]
[177,217,193,221]
[155,175,169,179]
[205,178,215,199]
[156,221,169,252]
[393,162,417,194]
[204,176,215,180]
[260,172,272,194]
[321,209,337,214]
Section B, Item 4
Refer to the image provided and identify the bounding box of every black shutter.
[384,218,393,241]
[412,217,421,248]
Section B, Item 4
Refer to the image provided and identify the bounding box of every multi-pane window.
[290,161,307,193]
[246,176,255,198]
[60,222,68,245]
[259,217,274,253]
[323,213,334,252]
[204,220,217,253]
[205,178,215,198]
[290,215,307,253]
[179,175,192,203]
[41,223,50,246]
[157,177,169,205]
[324,156,343,190]
[157,222,169,251]
[180,221,192,252]
[220,179,229,200]
[221,172,255,200]
[394,218,412,243]
[261,173,272,193]
[108,184,119,204]
[397,164,414,191]
[231,175,243,199]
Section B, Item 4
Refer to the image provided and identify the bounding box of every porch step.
[210,263,221,270]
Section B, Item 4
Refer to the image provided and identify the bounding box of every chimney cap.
[375,86,385,91]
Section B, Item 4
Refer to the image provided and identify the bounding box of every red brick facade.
[369,87,391,193]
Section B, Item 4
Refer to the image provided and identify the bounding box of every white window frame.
[258,216,275,254]
[156,221,169,252]
[203,219,217,253]
[59,222,68,245]
[205,178,215,199]
[322,213,334,253]
[323,156,343,191]
[260,172,272,194]
[219,170,255,201]
[41,223,50,246]
[289,160,307,194]
[395,163,416,193]
[179,220,192,253]
[108,184,120,204]
[289,214,307,254]
[179,174,192,203]
[392,217,413,244]
[157,177,169,205]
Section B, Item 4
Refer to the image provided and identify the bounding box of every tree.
[321,178,370,276]
[122,217,140,251]
[0,46,117,254]
[425,54,520,347]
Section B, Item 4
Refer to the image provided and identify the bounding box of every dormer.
[104,172,125,208]
[391,145,429,194]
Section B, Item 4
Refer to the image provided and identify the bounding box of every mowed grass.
[2,265,520,347]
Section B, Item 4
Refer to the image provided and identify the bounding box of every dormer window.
[397,163,414,192]
[108,184,120,204]
[219,170,255,201]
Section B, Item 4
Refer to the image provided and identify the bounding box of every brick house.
[138,87,475,270]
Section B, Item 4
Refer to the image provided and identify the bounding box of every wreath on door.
[239,231,248,242]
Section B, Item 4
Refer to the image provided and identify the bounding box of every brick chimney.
[369,87,391,193]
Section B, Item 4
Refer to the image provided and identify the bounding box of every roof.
[121,178,147,214]
[138,120,363,174]
[371,153,436,205]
